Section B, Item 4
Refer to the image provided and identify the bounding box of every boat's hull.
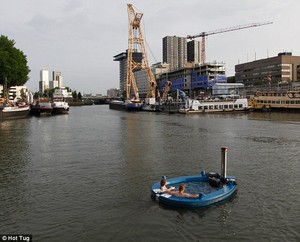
[126,102,142,111]
[0,106,30,120]
[30,106,53,116]
[141,104,160,112]
[179,107,250,114]
[109,101,126,111]
[151,173,237,208]
[52,107,69,115]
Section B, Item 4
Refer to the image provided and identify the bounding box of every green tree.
[78,92,82,99]
[0,35,30,90]
[33,91,42,99]
[72,90,77,99]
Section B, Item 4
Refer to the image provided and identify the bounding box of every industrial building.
[235,52,300,85]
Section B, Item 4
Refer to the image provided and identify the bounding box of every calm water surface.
[0,106,299,242]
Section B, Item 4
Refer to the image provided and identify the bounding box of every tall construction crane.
[162,80,172,102]
[126,4,157,101]
[187,21,273,64]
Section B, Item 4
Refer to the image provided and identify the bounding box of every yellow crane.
[126,4,157,101]
[162,80,172,102]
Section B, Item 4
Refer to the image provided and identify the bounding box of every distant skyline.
[1,0,299,94]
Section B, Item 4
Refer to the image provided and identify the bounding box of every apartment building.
[163,36,187,71]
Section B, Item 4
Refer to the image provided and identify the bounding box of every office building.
[235,52,300,85]
[163,36,187,71]
[39,69,49,93]
[51,71,63,89]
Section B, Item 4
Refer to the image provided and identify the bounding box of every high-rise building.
[113,52,127,95]
[39,69,49,93]
[187,40,201,63]
[51,71,63,89]
[163,36,187,71]
[113,51,143,97]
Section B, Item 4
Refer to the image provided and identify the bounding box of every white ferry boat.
[250,90,300,111]
[179,98,250,114]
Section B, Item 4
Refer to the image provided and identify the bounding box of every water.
[0,106,299,242]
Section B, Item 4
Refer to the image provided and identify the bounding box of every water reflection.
[248,111,300,123]
[0,119,31,228]
[0,119,31,181]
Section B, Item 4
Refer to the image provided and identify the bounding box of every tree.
[78,92,82,99]
[72,90,77,99]
[0,35,30,92]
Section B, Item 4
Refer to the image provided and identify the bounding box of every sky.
[1,0,299,94]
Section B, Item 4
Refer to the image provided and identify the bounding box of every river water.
[0,106,299,242]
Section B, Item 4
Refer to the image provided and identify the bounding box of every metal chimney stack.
[221,147,228,179]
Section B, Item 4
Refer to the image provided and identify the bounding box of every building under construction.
[113,5,276,100]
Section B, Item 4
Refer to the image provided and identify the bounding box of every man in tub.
[168,183,199,198]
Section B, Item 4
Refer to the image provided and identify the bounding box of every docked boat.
[52,99,69,114]
[141,97,160,112]
[30,99,53,116]
[125,99,142,111]
[141,103,160,112]
[151,147,237,208]
[179,97,250,114]
[0,99,30,120]
[250,90,300,112]
[109,100,126,111]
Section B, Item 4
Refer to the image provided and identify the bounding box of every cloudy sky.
[1,0,299,94]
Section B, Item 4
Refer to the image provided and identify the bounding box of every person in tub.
[168,183,200,198]
[160,176,175,192]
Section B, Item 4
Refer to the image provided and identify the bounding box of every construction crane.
[162,80,172,102]
[187,21,273,64]
[126,4,157,101]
